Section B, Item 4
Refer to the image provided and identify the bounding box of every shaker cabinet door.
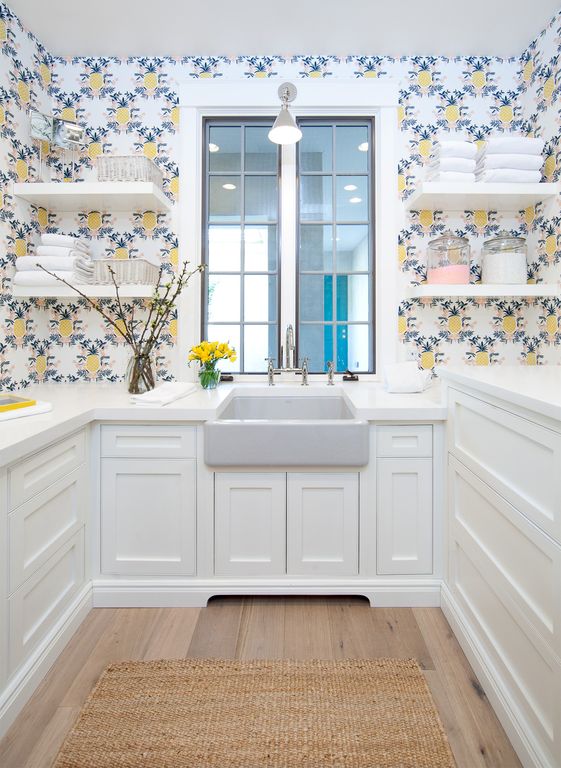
[101,458,196,576]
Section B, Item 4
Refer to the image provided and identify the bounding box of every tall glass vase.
[126,353,155,394]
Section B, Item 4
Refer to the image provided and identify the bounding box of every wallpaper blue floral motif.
[0,2,560,388]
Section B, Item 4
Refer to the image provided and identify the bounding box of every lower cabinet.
[376,457,433,575]
[214,472,359,577]
[101,458,196,576]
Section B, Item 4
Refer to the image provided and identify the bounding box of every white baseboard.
[92,578,442,608]
[0,584,93,740]
[441,584,553,768]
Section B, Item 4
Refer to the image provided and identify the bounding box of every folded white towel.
[129,382,198,407]
[73,269,94,284]
[427,170,476,183]
[475,153,543,171]
[429,157,476,173]
[476,169,542,183]
[432,140,477,160]
[13,270,74,286]
[484,136,545,156]
[383,362,432,394]
[15,256,78,272]
[36,245,89,259]
[74,255,94,270]
[41,233,91,251]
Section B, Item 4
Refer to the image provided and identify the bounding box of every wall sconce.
[268,83,302,145]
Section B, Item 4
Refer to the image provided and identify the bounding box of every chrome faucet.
[301,357,309,386]
[266,357,276,386]
[327,360,335,385]
[285,324,295,370]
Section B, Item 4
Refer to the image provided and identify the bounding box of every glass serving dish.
[427,231,471,284]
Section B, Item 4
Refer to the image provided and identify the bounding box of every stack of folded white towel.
[427,138,477,182]
[476,136,545,183]
[13,233,94,286]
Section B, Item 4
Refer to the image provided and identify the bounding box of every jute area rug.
[54,658,455,768]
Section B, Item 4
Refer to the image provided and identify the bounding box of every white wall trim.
[177,79,399,381]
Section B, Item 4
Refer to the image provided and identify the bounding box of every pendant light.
[268,82,302,145]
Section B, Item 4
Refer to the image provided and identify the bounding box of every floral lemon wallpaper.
[0,2,560,388]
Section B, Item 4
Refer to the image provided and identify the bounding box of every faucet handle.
[327,360,334,372]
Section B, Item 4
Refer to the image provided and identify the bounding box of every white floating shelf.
[13,182,172,213]
[405,182,560,211]
[12,284,155,298]
[406,283,558,298]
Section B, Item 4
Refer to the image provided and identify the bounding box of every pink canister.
[426,231,471,284]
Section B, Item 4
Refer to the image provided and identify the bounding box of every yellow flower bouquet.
[189,340,237,389]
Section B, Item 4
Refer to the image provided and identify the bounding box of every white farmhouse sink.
[204,394,369,466]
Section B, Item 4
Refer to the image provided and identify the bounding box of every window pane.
[336,225,369,272]
[207,324,240,372]
[208,126,241,172]
[299,324,333,372]
[244,226,277,271]
[335,125,369,173]
[300,225,332,271]
[336,275,369,321]
[245,176,278,222]
[338,324,369,371]
[209,176,240,222]
[336,176,368,221]
[300,275,332,321]
[244,275,277,322]
[300,176,332,222]
[244,325,277,371]
[300,125,332,172]
[245,126,277,172]
[208,275,240,322]
[208,226,241,272]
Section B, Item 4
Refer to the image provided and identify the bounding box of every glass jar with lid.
[482,232,527,284]
[427,231,470,284]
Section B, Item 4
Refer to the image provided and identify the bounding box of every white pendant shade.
[268,105,302,145]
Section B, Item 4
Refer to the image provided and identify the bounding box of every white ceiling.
[8,0,561,58]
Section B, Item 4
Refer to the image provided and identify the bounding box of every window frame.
[178,80,399,383]
[201,117,282,374]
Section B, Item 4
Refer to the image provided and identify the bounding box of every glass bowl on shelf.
[481,232,527,284]
[426,231,471,284]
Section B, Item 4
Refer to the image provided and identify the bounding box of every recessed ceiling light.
[349,196,362,204]
[222,183,236,190]
[344,184,357,191]
[358,142,369,152]
[209,143,220,153]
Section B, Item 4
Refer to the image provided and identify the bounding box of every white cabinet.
[287,473,358,576]
[100,458,196,576]
[214,472,359,577]
[376,457,433,575]
[214,473,286,577]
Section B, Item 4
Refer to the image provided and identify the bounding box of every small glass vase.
[126,353,155,394]
[198,366,220,390]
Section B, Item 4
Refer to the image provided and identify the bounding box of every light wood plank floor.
[0,597,522,768]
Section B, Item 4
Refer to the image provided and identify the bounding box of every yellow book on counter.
[0,394,37,413]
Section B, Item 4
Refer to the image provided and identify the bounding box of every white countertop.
[0,381,446,466]
[438,366,561,423]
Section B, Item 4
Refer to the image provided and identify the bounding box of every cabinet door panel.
[101,458,196,576]
[377,458,433,575]
[214,473,286,577]
[287,473,359,576]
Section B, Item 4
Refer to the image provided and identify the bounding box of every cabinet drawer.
[448,388,561,543]
[449,456,561,659]
[9,466,87,593]
[100,425,196,459]
[8,430,86,511]
[376,425,432,458]
[8,530,85,674]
